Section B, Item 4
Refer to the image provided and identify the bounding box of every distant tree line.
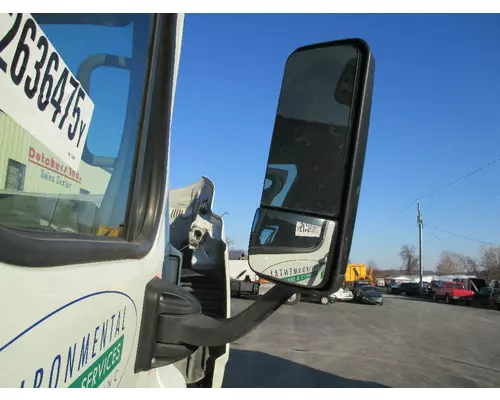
[362,243,500,281]
[391,244,500,281]
[435,246,500,281]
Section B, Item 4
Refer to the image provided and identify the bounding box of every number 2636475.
[0,13,92,149]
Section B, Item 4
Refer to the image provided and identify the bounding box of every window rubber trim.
[0,13,177,267]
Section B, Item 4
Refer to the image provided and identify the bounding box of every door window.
[4,159,26,190]
[0,13,153,236]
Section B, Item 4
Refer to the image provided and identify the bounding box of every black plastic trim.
[135,278,201,372]
[135,277,296,372]
[0,14,178,267]
[156,282,295,347]
[123,13,177,242]
[320,39,375,293]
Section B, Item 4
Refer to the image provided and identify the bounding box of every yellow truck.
[345,264,373,283]
[344,264,375,295]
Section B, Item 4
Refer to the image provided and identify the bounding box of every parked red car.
[432,281,474,305]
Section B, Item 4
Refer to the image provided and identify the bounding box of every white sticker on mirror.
[0,13,94,171]
[295,221,322,237]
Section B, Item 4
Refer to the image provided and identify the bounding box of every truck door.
[0,13,184,387]
[434,281,445,300]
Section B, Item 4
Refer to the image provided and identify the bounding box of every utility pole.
[417,200,423,292]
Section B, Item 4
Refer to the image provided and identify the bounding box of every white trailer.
[229,260,259,281]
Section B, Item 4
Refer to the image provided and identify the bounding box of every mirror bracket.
[135,277,296,372]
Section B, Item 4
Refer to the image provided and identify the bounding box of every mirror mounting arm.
[135,277,296,372]
[159,282,295,346]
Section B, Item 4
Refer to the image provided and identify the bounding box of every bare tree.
[436,251,479,276]
[398,245,419,275]
[457,254,479,276]
[480,245,500,281]
[436,251,461,275]
[436,251,480,276]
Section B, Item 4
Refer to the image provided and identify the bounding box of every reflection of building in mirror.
[262,164,297,207]
[259,225,279,245]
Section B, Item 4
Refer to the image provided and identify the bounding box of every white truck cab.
[0,13,375,388]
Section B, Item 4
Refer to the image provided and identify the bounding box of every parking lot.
[222,294,500,388]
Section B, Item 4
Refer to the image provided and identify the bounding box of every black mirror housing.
[248,38,375,294]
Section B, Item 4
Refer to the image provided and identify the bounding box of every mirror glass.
[250,208,334,286]
[249,43,360,288]
[261,44,358,216]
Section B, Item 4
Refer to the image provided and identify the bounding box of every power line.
[419,190,500,222]
[427,224,498,246]
[411,188,500,226]
[418,155,500,201]
[393,155,500,218]
[395,200,417,219]
[428,230,443,243]
[427,230,460,260]
[428,229,463,253]
[460,190,500,210]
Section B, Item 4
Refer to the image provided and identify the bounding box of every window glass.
[4,159,26,190]
[449,283,464,289]
[0,13,152,236]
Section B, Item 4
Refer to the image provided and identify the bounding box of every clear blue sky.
[44,14,499,270]
[169,13,500,270]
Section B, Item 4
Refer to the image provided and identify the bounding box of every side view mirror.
[248,38,375,294]
[135,39,375,370]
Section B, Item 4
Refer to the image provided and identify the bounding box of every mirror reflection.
[249,43,360,288]
[250,208,334,287]
[261,44,358,217]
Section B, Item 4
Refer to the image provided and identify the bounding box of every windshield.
[0,13,152,235]
[448,283,465,289]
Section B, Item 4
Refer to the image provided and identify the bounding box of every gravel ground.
[222,294,500,388]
